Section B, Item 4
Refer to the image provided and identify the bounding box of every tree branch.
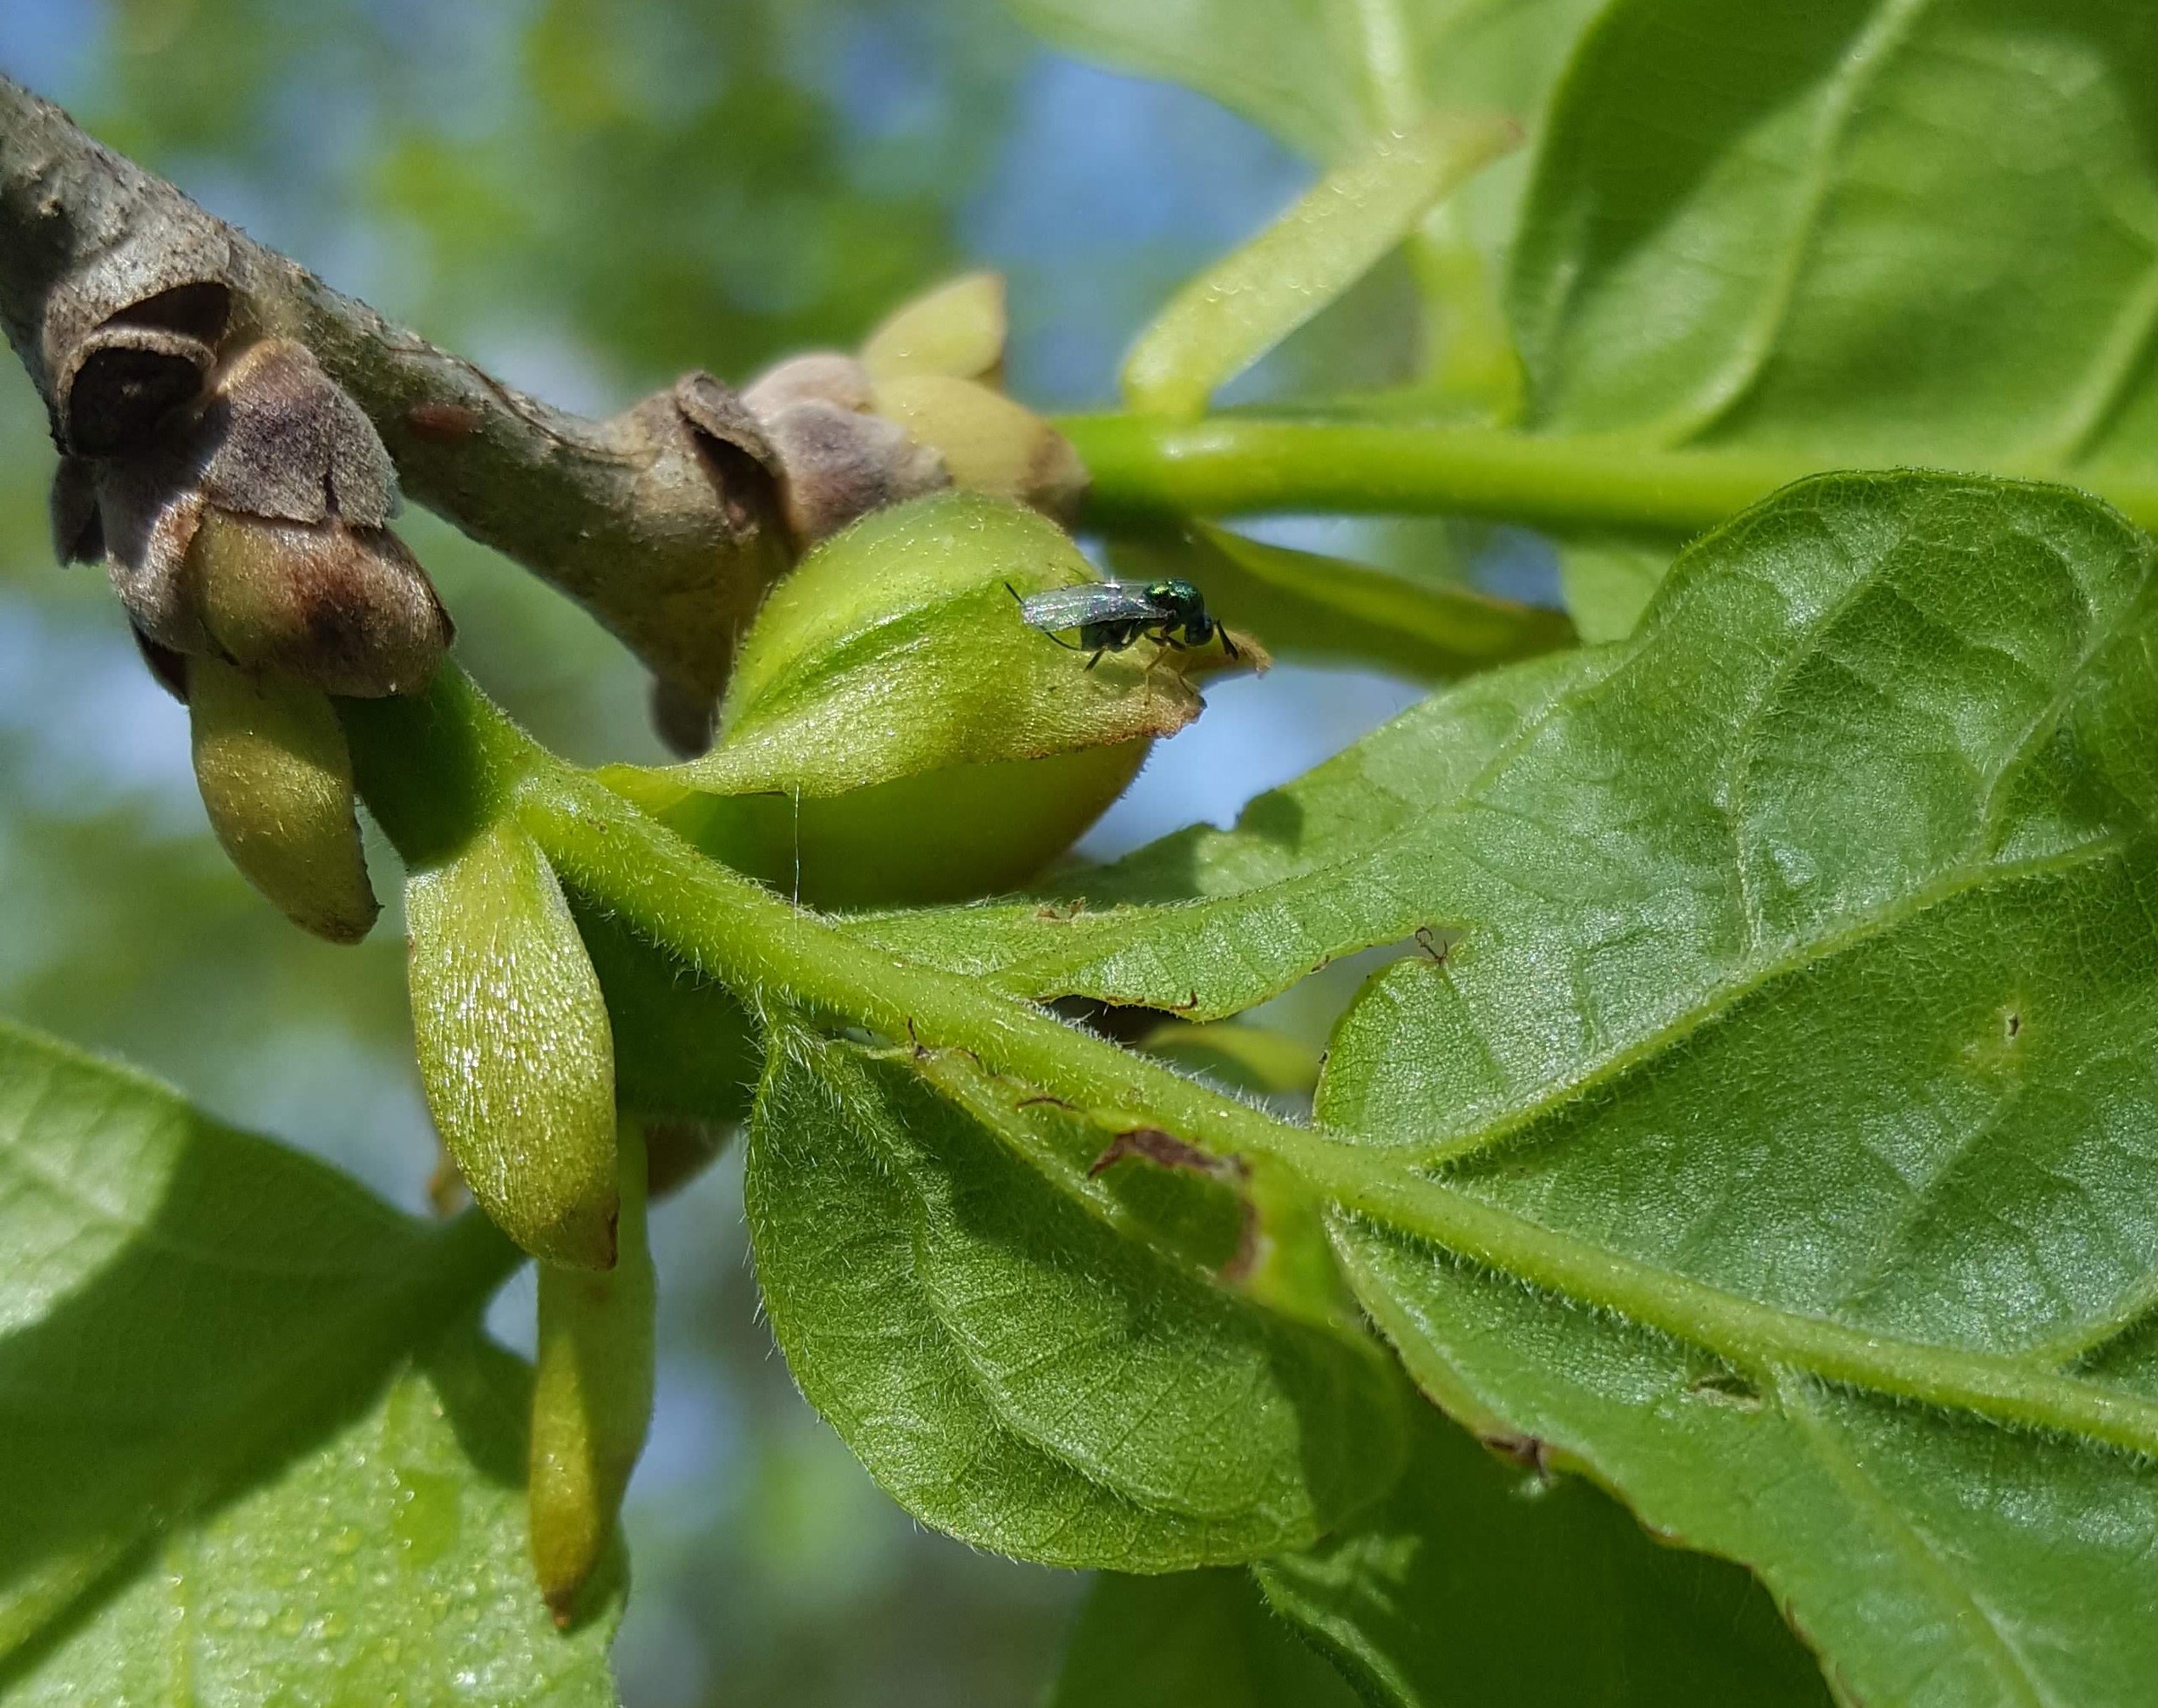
[0,73,792,708]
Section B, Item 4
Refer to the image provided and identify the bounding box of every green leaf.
[1049,1569,1361,1708]
[842,645,1603,1017]
[829,469,2158,1705]
[1517,0,2158,471]
[1121,114,1522,421]
[744,1028,1406,1571]
[0,1019,615,1702]
[1009,0,1609,407]
[1111,522,1576,684]
[1552,533,1671,645]
[1512,0,2158,623]
[1253,1400,1831,1707]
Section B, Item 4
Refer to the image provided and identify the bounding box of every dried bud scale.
[755,399,948,548]
[738,271,1086,548]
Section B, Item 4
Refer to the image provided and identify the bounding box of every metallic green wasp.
[1010,578,1237,668]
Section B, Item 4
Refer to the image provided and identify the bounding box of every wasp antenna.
[1004,581,1024,607]
[1221,629,1241,660]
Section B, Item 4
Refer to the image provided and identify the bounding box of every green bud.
[860,271,1007,385]
[871,374,1086,522]
[602,493,1244,906]
[406,819,618,1269]
[529,1121,655,1626]
[187,655,378,943]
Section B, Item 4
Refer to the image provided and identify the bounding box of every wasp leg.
[1085,648,1106,669]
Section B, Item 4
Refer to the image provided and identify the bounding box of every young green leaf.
[861,270,1008,385]
[0,1019,615,1702]
[187,654,379,944]
[1253,1400,1831,1707]
[1135,1019,1322,1101]
[1007,0,1608,403]
[1121,112,1522,421]
[744,1027,1405,1570]
[407,819,619,1269]
[1112,521,1574,683]
[1049,1569,1362,1708]
[839,645,1603,1015]
[1552,532,1672,645]
[530,1123,655,1624]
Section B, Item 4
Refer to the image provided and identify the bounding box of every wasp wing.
[1014,583,1169,634]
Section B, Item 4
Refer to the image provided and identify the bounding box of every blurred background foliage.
[0,3,1544,1700]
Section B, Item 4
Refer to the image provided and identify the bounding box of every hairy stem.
[347,667,2158,1463]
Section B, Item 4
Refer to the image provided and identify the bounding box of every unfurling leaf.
[603,493,1250,906]
[1122,112,1523,421]
[862,271,1008,385]
[747,1029,1405,1568]
[187,654,378,943]
[530,1122,655,1624]
[407,819,619,1269]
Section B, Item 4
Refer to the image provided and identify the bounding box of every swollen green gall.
[602,492,1262,907]
[529,1121,656,1626]
[187,655,379,944]
[406,818,620,1269]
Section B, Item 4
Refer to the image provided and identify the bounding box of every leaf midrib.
[1328,1159,2158,1463]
